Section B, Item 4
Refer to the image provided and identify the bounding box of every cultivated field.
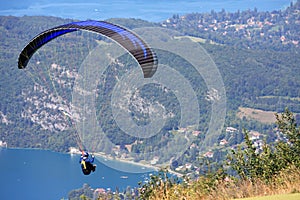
[237,107,277,124]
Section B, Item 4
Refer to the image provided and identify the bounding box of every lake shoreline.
[5,147,183,176]
[0,148,155,200]
[0,0,293,23]
[70,148,183,177]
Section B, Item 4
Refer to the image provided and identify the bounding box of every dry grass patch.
[147,166,300,200]
[237,107,277,124]
[235,193,300,200]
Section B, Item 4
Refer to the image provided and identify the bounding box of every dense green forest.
[0,1,299,172]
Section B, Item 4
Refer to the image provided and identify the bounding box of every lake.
[0,148,154,200]
[0,0,295,22]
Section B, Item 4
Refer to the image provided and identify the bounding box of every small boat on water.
[0,140,7,148]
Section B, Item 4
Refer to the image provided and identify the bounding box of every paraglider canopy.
[18,20,158,78]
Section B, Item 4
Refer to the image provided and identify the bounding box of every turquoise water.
[0,148,153,200]
[0,0,295,22]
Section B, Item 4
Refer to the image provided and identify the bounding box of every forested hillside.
[162,0,300,112]
[0,1,299,171]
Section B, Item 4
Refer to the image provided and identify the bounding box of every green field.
[237,193,300,200]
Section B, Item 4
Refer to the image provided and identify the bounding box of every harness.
[81,160,87,169]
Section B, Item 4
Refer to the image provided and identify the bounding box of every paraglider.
[18,20,158,78]
[17,20,158,175]
[79,151,96,175]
